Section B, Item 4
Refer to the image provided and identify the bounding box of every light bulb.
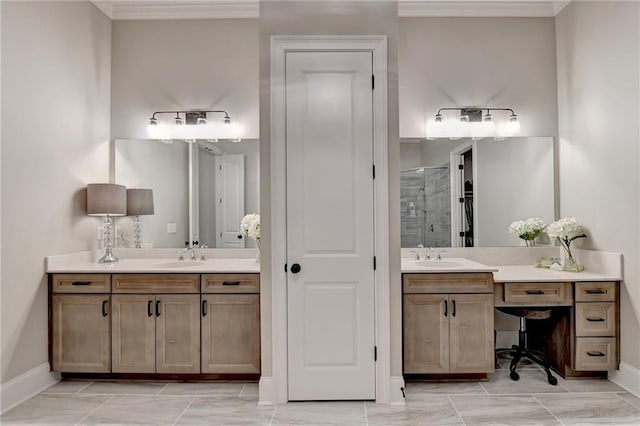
[435,113,443,123]
[459,114,470,123]
[148,117,158,126]
[197,117,207,126]
[506,113,521,134]
[174,115,184,126]
[483,112,493,122]
[224,115,231,125]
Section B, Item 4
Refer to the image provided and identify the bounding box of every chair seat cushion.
[497,307,552,320]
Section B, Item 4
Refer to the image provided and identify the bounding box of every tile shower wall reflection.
[400,167,451,248]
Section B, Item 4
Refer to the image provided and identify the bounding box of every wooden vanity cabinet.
[201,274,260,374]
[51,274,111,373]
[111,275,201,374]
[403,273,494,375]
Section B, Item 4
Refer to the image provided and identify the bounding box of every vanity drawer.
[202,274,260,294]
[575,282,617,302]
[403,273,493,294]
[503,282,572,305]
[575,337,617,371]
[575,302,616,337]
[52,274,111,293]
[112,274,199,293]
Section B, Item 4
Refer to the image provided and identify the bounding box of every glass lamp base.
[99,250,119,263]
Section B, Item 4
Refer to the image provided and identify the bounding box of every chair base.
[497,345,558,386]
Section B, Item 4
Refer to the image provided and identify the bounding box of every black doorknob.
[290,263,301,274]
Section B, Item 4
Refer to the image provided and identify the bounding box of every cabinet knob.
[291,263,301,274]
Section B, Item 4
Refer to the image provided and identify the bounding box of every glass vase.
[255,239,261,264]
[562,248,584,272]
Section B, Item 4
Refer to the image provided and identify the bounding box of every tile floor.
[3,358,640,425]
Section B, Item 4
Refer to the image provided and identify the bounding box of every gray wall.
[259,0,402,378]
[399,17,559,139]
[556,1,640,369]
[111,19,259,140]
[1,1,111,384]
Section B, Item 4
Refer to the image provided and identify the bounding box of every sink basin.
[157,261,203,268]
[414,260,462,268]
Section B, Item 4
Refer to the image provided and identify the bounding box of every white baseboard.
[390,376,406,406]
[0,363,59,414]
[609,361,640,398]
[258,376,274,406]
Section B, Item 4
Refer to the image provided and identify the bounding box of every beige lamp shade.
[86,183,127,216]
[127,188,154,216]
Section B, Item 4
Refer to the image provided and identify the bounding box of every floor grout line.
[363,400,369,426]
[239,383,247,397]
[447,395,467,426]
[74,381,94,394]
[269,404,277,426]
[478,382,490,395]
[532,394,566,426]
[171,395,197,426]
[156,383,170,395]
[74,394,114,426]
[614,392,640,411]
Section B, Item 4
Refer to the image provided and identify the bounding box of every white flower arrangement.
[240,213,261,241]
[509,218,546,246]
[546,217,587,270]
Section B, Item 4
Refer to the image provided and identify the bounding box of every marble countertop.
[491,265,621,282]
[401,257,498,273]
[46,258,260,274]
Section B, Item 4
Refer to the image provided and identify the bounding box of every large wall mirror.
[400,137,555,248]
[113,139,259,248]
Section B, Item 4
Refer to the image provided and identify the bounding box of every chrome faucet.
[426,247,433,260]
[415,243,424,260]
[177,247,197,261]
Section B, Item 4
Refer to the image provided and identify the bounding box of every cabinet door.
[156,295,201,373]
[403,294,449,374]
[449,294,494,373]
[202,294,260,374]
[112,295,156,373]
[52,295,110,372]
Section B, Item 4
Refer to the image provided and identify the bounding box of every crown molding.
[398,1,559,18]
[91,1,259,20]
[91,0,571,20]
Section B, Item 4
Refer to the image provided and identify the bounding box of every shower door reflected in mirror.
[400,167,452,248]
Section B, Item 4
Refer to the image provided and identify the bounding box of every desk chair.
[495,307,558,385]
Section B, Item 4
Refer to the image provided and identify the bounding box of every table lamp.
[126,188,154,248]
[87,183,127,263]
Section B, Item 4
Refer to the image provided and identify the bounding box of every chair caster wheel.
[509,371,520,381]
[548,376,558,386]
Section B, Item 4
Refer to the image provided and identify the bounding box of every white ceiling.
[91,0,572,20]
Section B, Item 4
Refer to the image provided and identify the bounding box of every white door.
[286,51,376,400]
[215,155,245,248]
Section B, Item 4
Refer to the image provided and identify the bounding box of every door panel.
[201,294,260,374]
[112,295,155,373]
[449,294,494,373]
[52,295,110,372]
[403,294,449,374]
[215,154,245,248]
[156,295,200,373]
[286,51,375,400]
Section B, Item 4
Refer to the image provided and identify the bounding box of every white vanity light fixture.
[426,107,520,140]
[87,183,127,263]
[146,109,239,142]
[126,188,154,249]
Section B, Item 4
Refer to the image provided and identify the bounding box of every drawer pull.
[102,300,108,317]
[222,281,241,286]
[156,300,161,317]
[72,281,91,286]
[202,300,207,317]
[526,290,545,295]
[585,289,606,294]
[587,351,606,357]
[443,300,448,317]
[452,299,456,317]
[586,317,605,322]
[147,300,153,317]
